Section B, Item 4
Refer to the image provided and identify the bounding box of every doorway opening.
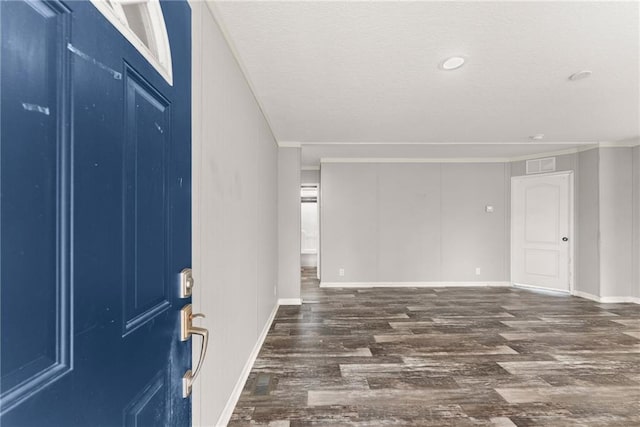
[300,185,319,284]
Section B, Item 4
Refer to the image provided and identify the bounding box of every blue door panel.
[1,0,192,425]
[70,7,125,342]
[1,0,59,380]
[123,66,171,335]
[123,370,169,427]
[0,0,72,414]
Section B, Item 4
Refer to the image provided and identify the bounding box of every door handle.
[562,237,569,242]
[180,304,209,398]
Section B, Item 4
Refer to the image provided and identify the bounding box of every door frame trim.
[510,170,575,294]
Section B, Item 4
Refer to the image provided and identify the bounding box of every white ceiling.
[213,1,639,165]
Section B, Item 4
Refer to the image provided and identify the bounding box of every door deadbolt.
[180,268,194,298]
[562,237,569,242]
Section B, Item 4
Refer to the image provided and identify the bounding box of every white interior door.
[511,172,572,292]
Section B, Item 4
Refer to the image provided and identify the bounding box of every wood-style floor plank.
[229,268,640,426]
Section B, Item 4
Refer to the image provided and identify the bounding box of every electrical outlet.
[475,267,481,275]
[339,268,345,277]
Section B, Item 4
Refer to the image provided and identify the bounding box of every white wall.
[599,148,635,299]
[301,254,317,267]
[191,3,278,425]
[320,162,509,284]
[278,148,301,300]
[321,151,638,301]
[576,149,600,296]
[301,169,320,184]
[442,163,510,281]
[634,146,640,299]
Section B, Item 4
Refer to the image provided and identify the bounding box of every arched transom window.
[90,0,173,85]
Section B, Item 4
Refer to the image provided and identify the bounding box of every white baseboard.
[319,281,512,288]
[317,282,640,304]
[512,282,571,295]
[572,290,601,302]
[278,298,302,305]
[572,290,640,304]
[216,302,279,427]
[599,296,640,304]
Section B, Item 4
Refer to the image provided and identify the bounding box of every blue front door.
[0,0,192,425]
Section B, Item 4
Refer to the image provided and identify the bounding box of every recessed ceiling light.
[569,70,592,81]
[530,134,545,141]
[440,56,465,70]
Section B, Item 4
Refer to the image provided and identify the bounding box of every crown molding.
[316,145,601,166]
[599,139,640,148]
[321,157,510,164]
[277,141,302,148]
[281,141,599,146]
[508,145,598,162]
[203,1,279,148]
[310,142,640,167]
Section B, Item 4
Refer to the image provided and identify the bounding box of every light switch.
[485,205,494,213]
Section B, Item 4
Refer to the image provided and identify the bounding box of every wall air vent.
[526,157,556,174]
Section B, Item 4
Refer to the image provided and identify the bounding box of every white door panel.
[512,172,572,291]
[524,184,560,243]
[525,249,559,277]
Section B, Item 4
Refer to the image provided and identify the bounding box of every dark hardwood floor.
[229,268,640,426]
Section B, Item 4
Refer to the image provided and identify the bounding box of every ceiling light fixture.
[440,56,465,70]
[569,70,592,81]
[530,134,545,141]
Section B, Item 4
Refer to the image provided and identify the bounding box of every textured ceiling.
[213,1,639,159]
